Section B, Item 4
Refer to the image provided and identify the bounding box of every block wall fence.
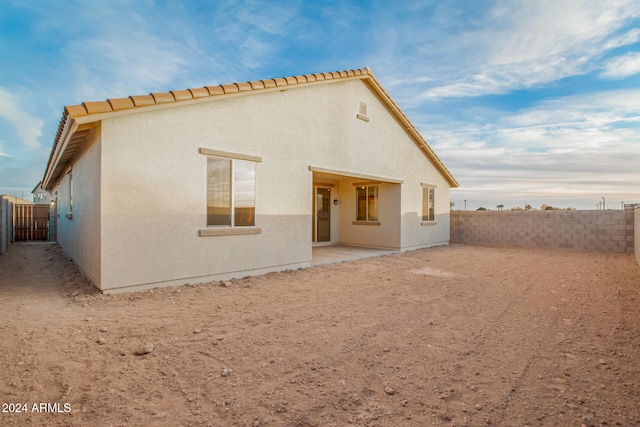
[450,205,637,257]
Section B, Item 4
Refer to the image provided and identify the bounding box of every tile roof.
[63,68,371,119]
[42,67,458,189]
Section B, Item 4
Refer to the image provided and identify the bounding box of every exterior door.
[314,187,331,242]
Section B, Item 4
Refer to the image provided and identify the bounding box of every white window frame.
[354,184,380,225]
[421,183,436,225]
[199,148,262,237]
[66,169,73,219]
[206,157,256,227]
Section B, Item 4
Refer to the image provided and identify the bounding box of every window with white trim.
[207,157,255,227]
[422,186,435,221]
[356,185,378,221]
[68,169,73,217]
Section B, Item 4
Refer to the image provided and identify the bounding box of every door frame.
[313,186,332,245]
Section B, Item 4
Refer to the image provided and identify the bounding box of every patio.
[311,244,397,266]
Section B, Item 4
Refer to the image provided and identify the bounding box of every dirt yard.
[1,243,639,427]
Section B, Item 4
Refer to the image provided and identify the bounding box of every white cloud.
[0,87,43,150]
[235,0,299,35]
[0,140,10,157]
[600,51,640,79]
[428,89,640,208]
[53,0,308,102]
[604,28,640,49]
[70,33,190,98]
[62,13,193,101]
[239,36,273,70]
[414,0,640,99]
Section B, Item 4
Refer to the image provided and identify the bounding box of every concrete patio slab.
[311,244,398,266]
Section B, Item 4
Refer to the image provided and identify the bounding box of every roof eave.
[42,113,77,191]
[361,74,459,188]
[31,181,43,194]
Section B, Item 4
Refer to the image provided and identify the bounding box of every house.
[32,181,52,205]
[41,67,458,293]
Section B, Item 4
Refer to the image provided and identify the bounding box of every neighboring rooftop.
[1,194,34,205]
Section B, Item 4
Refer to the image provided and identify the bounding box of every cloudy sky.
[1,0,639,210]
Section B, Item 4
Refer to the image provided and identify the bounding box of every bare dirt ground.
[1,243,640,427]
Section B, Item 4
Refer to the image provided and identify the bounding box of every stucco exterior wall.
[399,175,451,251]
[338,179,401,249]
[54,131,102,287]
[77,78,452,292]
[451,209,634,253]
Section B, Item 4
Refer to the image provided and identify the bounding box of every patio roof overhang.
[309,166,404,185]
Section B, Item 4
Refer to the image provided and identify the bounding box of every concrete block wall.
[450,207,635,254]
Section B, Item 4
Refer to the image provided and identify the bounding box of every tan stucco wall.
[54,130,102,287]
[90,78,451,291]
[338,179,401,249]
[399,175,452,251]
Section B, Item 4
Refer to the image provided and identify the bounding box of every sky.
[0,0,639,210]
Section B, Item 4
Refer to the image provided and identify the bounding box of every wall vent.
[357,102,370,122]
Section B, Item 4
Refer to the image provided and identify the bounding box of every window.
[356,185,378,221]
[422,186,435,221]
[67,169,73,219]
[207,157,255,227]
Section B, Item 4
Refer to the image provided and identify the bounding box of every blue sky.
[1,0,639,210]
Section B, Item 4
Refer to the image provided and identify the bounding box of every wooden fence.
[13,204,50,241]
[0,199,10,254]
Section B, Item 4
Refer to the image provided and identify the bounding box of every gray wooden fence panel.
[0,199,12,254]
